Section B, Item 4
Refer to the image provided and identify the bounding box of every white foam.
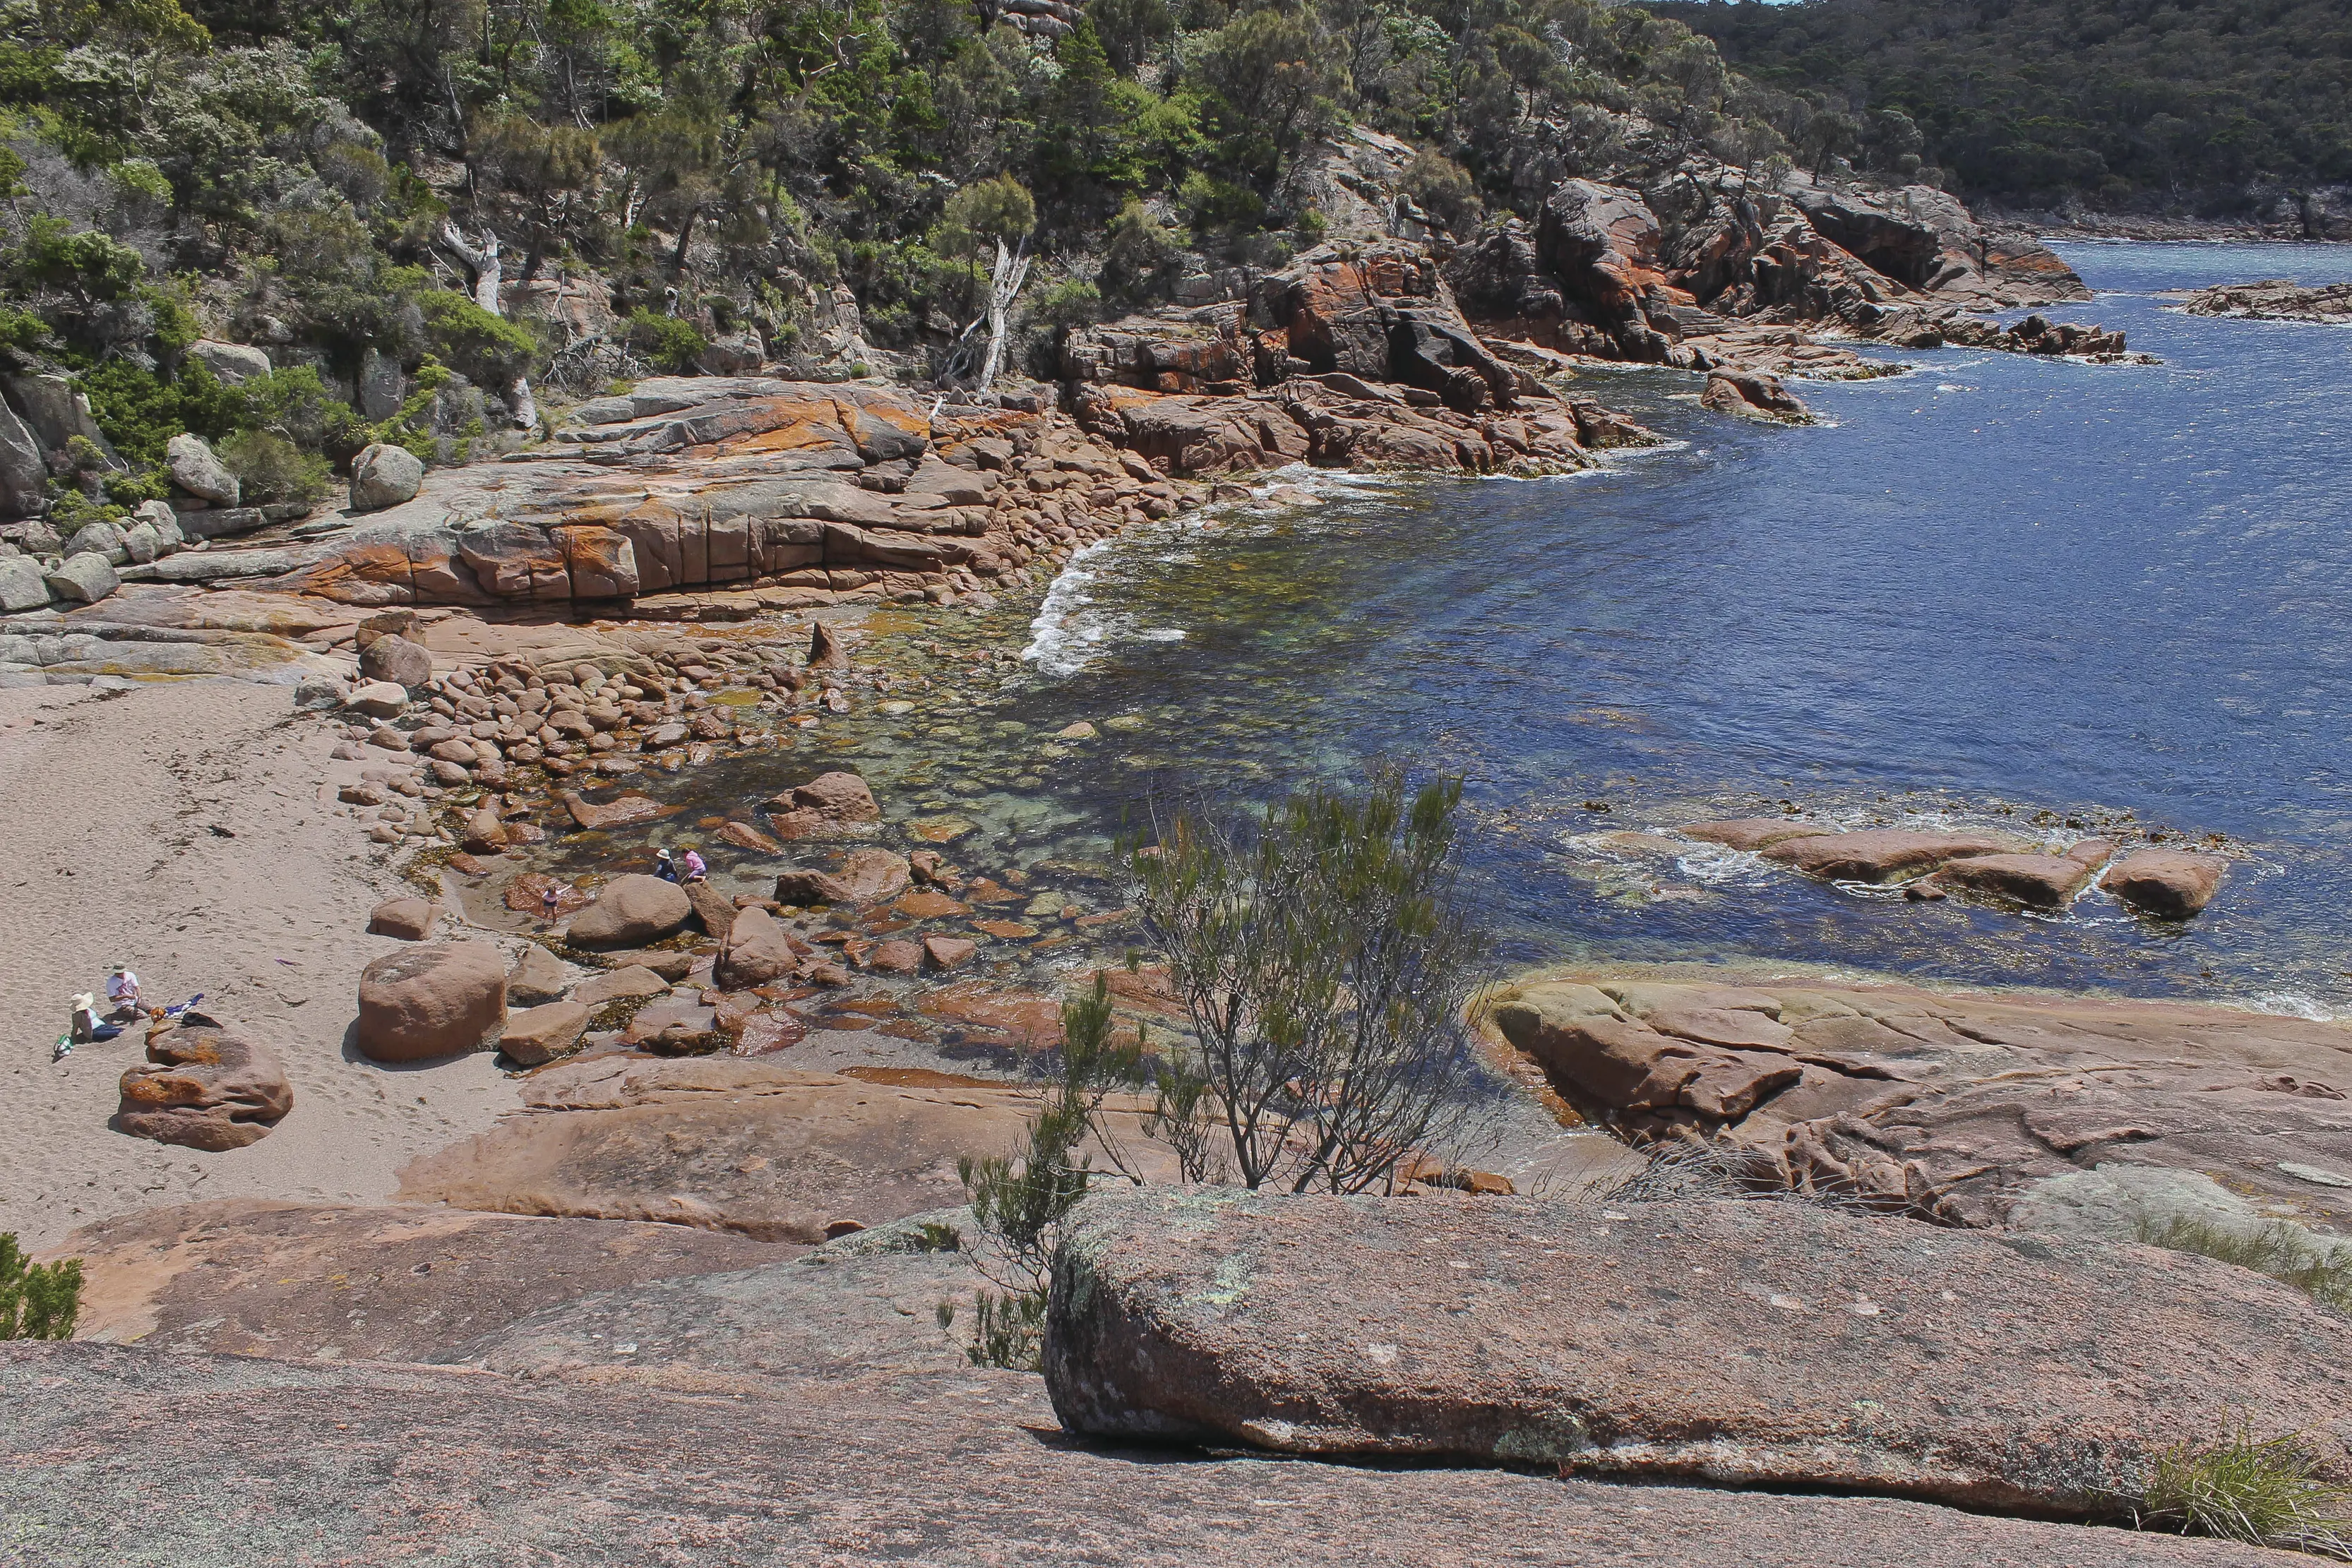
[1019,539,1114,677]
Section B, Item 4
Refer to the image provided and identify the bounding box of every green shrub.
[953,972,1145,1370]
[44,491,122,534]
[240,365,366,457]
[2139,1420,2352,1557]
[1402,148,1484,235]
[417,289,537,388]
[1027,279,1104,330]
[217,429,333,504]
[0,1234,80,1340]
[624,309,706,373]
[80,357,242,466]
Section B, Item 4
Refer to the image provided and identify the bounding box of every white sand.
[0,679,515,1251]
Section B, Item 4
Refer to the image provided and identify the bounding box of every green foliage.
[44,491,121,534]
[80,358,237,466]
[1027,278,1104,330]
[938,175,1037,261]
[1133,767,1493,1195]
[8,217,146,304]
[955,971,1144,1367]
[0,1234,81,1341]
[2138,1420,2352,1557]
[961,1290,1049,1371]
[2135,1214,2352,1315]
[623,309,708,373]
[416,291,537,388]
[1402,149,1483,234]
[217,428,333,503]
[1650,0,2352,208]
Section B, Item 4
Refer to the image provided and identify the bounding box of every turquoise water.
[669,243,2352,1013]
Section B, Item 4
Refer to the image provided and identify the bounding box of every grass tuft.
[2139,1420,2352,1558]
[2135,1213,2352,1314]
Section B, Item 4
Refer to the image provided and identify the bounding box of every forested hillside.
[1647,0,2352,217]
[0,0,1856,533]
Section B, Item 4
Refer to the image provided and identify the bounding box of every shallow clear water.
[669,243,2352,1012]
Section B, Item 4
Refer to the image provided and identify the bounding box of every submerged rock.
[2104,848,2228,918]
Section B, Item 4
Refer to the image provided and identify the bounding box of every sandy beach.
[0,678,513,1251]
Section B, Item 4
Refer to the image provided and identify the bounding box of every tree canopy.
[1645,0,2352,212]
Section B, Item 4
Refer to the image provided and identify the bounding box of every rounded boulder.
[357,940,508,1063]
[116,1015,295,1151]
[359,633,434,690]
[350,443,426,511]
[566,873,694,948]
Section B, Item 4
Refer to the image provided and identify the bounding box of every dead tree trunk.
[977,237,1032,393]
[438,220,537,431]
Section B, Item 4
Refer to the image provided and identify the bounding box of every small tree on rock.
[1133,767,1493,1195]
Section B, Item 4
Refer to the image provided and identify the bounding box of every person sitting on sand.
[106,965,140,1018]
[682,847,707,882]
[654,849,679,882]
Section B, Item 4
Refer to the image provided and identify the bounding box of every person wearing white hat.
[106,964,141,1019]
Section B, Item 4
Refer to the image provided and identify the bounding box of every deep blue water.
[647,243,2352,1014]
[969,241,2352,1012]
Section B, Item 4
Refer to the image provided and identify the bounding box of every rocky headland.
[2178,280,2352,325]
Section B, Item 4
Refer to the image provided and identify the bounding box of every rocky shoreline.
[2176,279,2352,324]
[5,186,2334,1565]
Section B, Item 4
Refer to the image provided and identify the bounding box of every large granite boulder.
[0,397,44,515]
[764,770,881,839]
[2104,849,2228,918]
[356,940,508,1062]
[564,873,693,947]
[166,432,239,505]
[349,443,425,511]
[0,554,49,611]
[65,520,127,565]
[43,551,117,604]
[1756,827,2031,882]
[357,630,433,689]
[6,372,118,460]
[773,848,911,906]
[114,1015,294,1151]
[1488,972,2352,1226]
[714,905,808,990]
[186,340,273,385]
[1046,1187,2352,1516]
[498,1000,592,1067]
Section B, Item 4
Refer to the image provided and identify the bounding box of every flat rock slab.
[396,1056,1170,1243]
[0,1266,2298,1566]
[54,1200,786,1361]
[1046,1189,2352,1516]
[1489,971,2352,1225]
